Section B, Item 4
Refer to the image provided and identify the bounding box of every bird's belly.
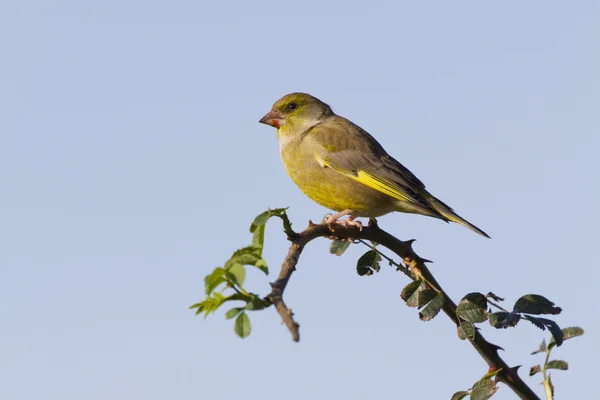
[282,154,396,217]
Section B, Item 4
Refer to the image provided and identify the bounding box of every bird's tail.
[426,194,490,238]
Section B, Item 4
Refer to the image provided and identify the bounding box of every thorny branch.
[264,221,540,400]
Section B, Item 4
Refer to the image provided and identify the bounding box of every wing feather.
[305,116,443,217]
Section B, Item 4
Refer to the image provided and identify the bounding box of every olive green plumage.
[259,92,489,238]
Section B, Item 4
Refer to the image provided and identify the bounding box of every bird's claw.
[326,216,363,231]
[337,218,363,231]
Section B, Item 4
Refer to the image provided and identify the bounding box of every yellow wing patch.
[314,154,414,203]
[352,170,414,202]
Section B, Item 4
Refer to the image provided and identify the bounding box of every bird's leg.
[326,209,363,231]
[340,215,363,230]
[326,209,354,222]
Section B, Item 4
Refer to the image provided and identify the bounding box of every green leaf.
[546,360,568,370]
[228,263,246,287]
[529,365,542,376]
[472,379,494,389]
[356,250,377,266]
[417,289,437,308]
[524,316,564,347]
[250,208,289,235]
[549,326,584,350]
[204,267,226,295]
[419,292,444,321]
[543,319,564,347]
[531,339,547,355]
[523,315,545,330]
[456,292,489,323]
[400,280,424,307]
[245,295,270,311]
[224,246,260,269]
[251,223,266,253]
[356,264,372,276]
[480,368,502,380]
[546,375,554,399]
[560,326,584,341]
[330,239,351,256]
[255,259,269,275]
[356,250,381,274]
[513,294,562,315]
[222,292,252,304]
[470,379,498,400]
[189,302,205,313]
[489,312,521,328]
[191,292,226,318]
[249,207,290,252]
[451,391,469,400]
[234,312,251,338]
[225,307,243,320]
[250,211,271,232]
[457,321,476,340]
[224,246,268,275]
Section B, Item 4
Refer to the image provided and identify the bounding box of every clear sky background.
[1,1,598,399]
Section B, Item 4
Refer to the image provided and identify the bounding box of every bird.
[258,92,490,238]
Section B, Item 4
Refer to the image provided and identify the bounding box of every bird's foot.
[332,216,363,231]
[324,210,362,240]
[326,212,363,234]
[326,209,363,230]
[324,209,354,222]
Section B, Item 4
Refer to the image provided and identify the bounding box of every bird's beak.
[259,110,285,128]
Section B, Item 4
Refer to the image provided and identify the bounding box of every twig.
[357,239,411,276]
[541,346,554,400]
[265,220,540,400]
[487,299,510,313]
[265,222,330,342]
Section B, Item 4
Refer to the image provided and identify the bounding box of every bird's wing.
[303,116,440,215]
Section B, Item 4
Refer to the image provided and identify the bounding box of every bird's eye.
[287,102,297,110]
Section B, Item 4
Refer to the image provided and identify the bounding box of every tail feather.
[427,195,490,238]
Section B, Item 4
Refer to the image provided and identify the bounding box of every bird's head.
[259,93,333,135]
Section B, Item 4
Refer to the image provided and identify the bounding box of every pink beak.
[259,109,285,128]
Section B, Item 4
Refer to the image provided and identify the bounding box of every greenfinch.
[259,93,489,238]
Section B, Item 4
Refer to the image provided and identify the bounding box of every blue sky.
[1,1,598,399]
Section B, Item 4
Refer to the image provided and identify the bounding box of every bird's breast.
[278,139,396,217]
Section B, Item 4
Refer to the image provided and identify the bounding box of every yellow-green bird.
[259,92,489,238]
